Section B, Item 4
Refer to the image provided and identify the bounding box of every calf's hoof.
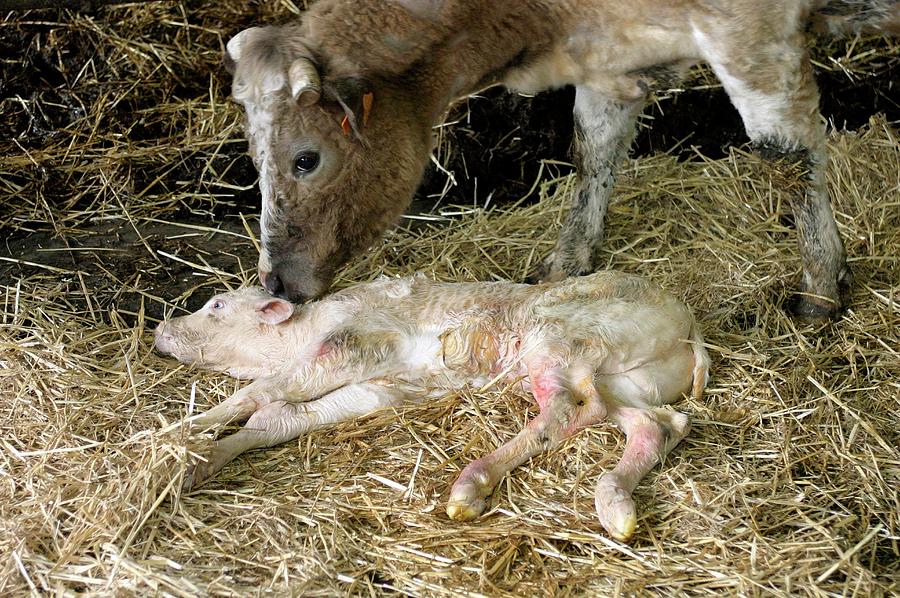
[446,495,485,521]
[180,448,216,492]
[446,462,493,521]
[595,474,637,542]
[181,462,200,493]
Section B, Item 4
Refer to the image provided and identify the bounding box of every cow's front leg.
[447,362,607,520]
[530,87,643,283]
[700,29,851,319]
[182,382,408,491]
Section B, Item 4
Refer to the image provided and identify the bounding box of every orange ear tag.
[339,93,374,137]
[362,92,374,125]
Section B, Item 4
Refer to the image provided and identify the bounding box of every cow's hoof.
[446,462,493,521]
[595,475,637,543]
[786,294,843,322]
[525,262,551,285]
[527,252,574,284]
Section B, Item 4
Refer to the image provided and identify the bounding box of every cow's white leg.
[183,382,408,490]
[594,406,690,542]
[696,27,851,319]
[447,361,607,520]
[531,88,643,283]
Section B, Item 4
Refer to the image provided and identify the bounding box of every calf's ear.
[256,298,294,325]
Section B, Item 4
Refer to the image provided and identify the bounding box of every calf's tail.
[689,323,711,401]
[812,1,900,36]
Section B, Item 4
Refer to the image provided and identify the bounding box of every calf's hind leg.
[447,363,607,520]
[594,406,690,542]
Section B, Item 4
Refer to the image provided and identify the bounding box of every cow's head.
[227,26,434,301]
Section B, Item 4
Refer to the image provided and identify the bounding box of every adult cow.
[224,0,899,318]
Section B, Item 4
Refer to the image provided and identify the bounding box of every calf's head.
[227,26,434,302]
[154,287,294,378]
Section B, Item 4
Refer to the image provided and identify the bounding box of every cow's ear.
[322,76,375,138]
[256,298,294,325]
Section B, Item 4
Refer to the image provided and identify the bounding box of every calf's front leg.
[182,382,408,490]
[187,375,285,431]
[531,87,643,283]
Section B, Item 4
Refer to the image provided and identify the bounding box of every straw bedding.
[1,2,898,596]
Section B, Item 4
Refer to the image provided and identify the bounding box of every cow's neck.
[414,3,571,123]
[302,1,576,124]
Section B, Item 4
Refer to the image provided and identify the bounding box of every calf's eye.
[293,151,320,175]
[212,300,225,311]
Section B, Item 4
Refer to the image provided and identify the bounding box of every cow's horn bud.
[288,58,321,106]
[226,27,260,63]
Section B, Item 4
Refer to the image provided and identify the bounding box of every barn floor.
[1,2,899,596]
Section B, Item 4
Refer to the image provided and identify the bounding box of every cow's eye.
[212,300,225,311]
[293,151,320,175]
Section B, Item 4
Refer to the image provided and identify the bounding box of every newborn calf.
[155,271,709,541]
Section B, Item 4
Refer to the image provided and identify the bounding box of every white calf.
[155,271,710,541]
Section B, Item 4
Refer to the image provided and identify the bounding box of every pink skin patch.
[315,341,335,359]
[528,369,561,411]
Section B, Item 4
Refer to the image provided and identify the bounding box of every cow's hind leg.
[699,26,851,319]
[594,406,690,542]
[530,88,643,283]
[447,362,607,520]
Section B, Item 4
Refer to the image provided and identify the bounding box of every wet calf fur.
[155,271,710,542]
[226,0,898,317]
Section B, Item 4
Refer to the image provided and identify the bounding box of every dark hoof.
[527,255,594,285]
[526,262,550,284]
[524,271,543,285]
[786,293,843,322]
[180,446,215,492]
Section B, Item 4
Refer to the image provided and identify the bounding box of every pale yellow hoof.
[446,497,484,521]
[595,476,637,542]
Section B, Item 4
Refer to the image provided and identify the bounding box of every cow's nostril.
[264,271,286,298]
